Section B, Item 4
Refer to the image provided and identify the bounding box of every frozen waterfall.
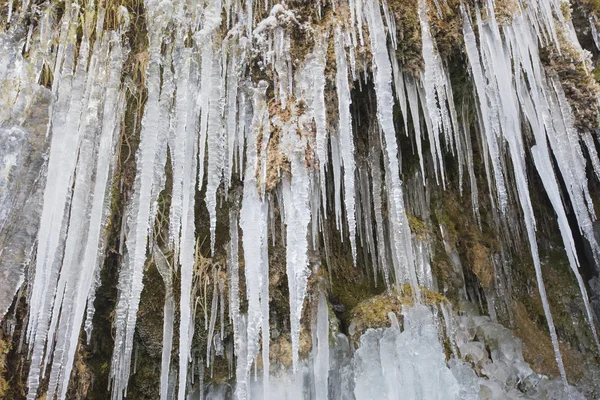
[1,0,600,399]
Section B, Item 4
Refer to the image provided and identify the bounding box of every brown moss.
[494,0,520,25]
[348,285,447,343]
[578,0,600,15]
[468,242,494,288]
[69,346,95,400]
[286,4,317,69]
[513,302,586,382]
[389,0,424,76]
[261,99,292,191]
[427,0,466,61]
[267,326,312,369]
[433,189,499,292]
[0,329,9,398]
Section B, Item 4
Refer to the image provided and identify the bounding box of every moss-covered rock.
[541,24,600,132]
[0,329,9,398]
[348,285,447,343]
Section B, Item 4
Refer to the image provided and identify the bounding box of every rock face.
[1,0,600,400]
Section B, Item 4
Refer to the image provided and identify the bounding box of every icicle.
[363,0,419,295]
[274,26,292,108]
[314,292,329,400]
[26,15,82,375]
[531,145,600,349]
[380,0,397,49]
[547,77,600,266]
[312,35,329,212]
[277,67,313,371]
[177,3,221,259]
[281,153,311,372]
[260,208,270,397]
[334,27,357,264]
[240,80,269,389]
[27,10,105,398]
[207,277,219,367]
[590,15,600,50]
[154,246,174,400]
[502,14,600,350]
[405,75,425,186]
[225,39,241,187]
[177,75,199,399]
[359,165,378,278]
[582,132,600,182]
[330,133,343,232]
[462,4,568,386]
[369,126,391,287]
[461,8,507,212]
[390,52,408,136]
[228,207,248,400]
[206,48,226,254]
[418,0,457,188]
[168,47,192,257]
[461,103,480,226]
[109,3,172,399]
[197,38,216,197]
[219,275,225,340]
[50,31,127,400]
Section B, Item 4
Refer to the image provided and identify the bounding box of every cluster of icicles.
[3,0,600,398]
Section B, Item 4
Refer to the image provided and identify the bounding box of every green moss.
[127,359,161,400]
[427,186,500,306]
[407,213,429,240]
[330,262,383,329]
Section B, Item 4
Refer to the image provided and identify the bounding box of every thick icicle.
[154,246,175,400]
[240,80,269,391]
[26,17,83,391]
[168,45,192,257]
[176,62,199,398]
[417,0,455,187]
[313,292,330,400]
[462,3,568,385]
[109,2,171,398]
[228,207,249,400]
[313,35,329,212]
[53,33,126,400]
[582,132,600,182]
[461,8,508,212]
[363,0,418,293]
[334,27,357,263]
[531,145,600,349]
[281,154,311,371]
[27,10,114,398]
[279,90,312,371]
[205,48,226,254]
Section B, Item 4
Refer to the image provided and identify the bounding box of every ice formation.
[1,0,600,399]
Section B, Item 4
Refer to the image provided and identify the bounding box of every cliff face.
[1,0,600,399]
